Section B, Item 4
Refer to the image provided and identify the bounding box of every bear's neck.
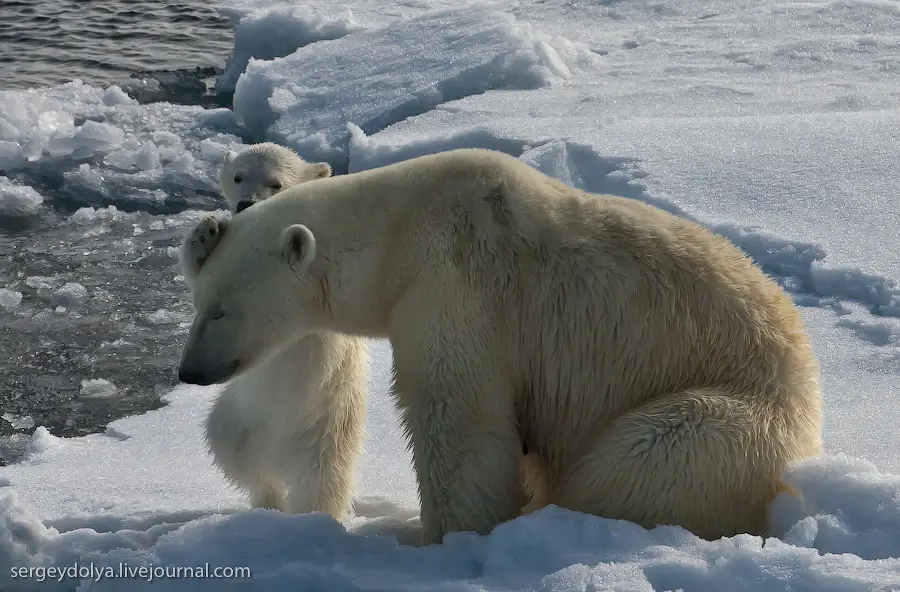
[309,173,417,338]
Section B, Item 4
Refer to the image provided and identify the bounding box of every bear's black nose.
[235,199,255,214]
[178,366,214,386]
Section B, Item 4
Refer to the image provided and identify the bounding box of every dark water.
[0,0,234,90]
[0,1,238,464]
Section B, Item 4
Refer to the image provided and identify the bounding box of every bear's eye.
[233,174,242,184]
[268,181,283,190]
[209,305,226,321]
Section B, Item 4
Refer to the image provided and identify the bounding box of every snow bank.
[233,7,574,171]
[3,457,900,591]
[771,455,900,560]
[3,358,900,591]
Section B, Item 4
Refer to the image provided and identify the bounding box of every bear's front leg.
[392,335,523,545]
[279,437,358,521]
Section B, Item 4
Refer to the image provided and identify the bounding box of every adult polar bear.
[178,148,823,545]
[181,142,368,520]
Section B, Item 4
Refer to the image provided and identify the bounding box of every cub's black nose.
[235,199,255,214]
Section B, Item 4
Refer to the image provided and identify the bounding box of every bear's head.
[219,143,332,213]
[177,210,321,386]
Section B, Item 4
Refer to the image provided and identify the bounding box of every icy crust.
[232,7,578,171]
[0,81,242,213]
[216,7,364,94]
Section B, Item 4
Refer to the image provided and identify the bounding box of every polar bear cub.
[180,144,367,520]
[178,148,823,545]
[218,142,332,213]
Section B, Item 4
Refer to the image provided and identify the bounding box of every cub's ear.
[281,224,317,273]
[312,162,332,179]
[219,150,238,186]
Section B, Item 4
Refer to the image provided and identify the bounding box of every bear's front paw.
[185,214,227,272]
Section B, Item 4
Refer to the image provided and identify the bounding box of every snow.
[3,0,900,589]
[4,344,899,590]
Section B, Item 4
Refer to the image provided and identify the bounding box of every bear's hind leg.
[553,389,796,540]
[520,452,552,515]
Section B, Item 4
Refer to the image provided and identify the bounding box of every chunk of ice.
[70,205,125,224]
[0,176,44,217]
[101,85,136,107]
[79,378,120,399]
[0,288,23,309]
[217,7,364,93]
[24,276,57,292]
[2,413,35,430]
[50,282,88,307]
[145,308,181,325]
[233,7,566,170]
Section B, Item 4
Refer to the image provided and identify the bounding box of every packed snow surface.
[3,0,900,590]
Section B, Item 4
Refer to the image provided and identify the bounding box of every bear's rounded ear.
[313,162,332,179]
[223,150,237,165]
[281,224,317,273]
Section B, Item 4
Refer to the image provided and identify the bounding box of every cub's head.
[219,142,332,213]
[177,207,322,386]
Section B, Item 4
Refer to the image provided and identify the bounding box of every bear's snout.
[177,358,237,385]
[178,332,239,385]
[177,365,215,386]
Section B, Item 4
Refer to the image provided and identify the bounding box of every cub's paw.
[182,214,228,275]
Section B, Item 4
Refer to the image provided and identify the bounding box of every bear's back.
[435,152,815,420]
